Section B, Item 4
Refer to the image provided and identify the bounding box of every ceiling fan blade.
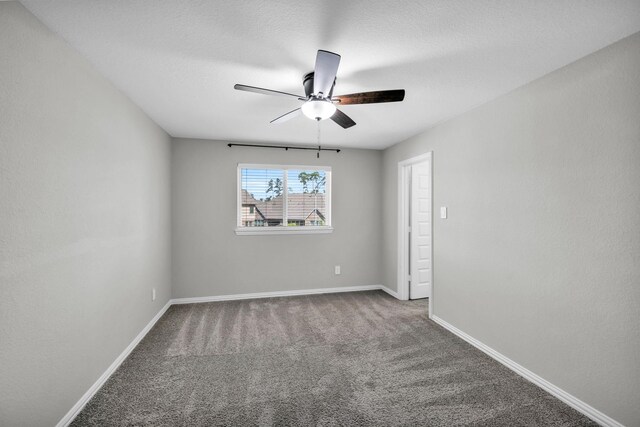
[332,89,405,105]
[234,84,304,99]
[330,108,356,129]
[313,50,341,98]
[270,108,301,124]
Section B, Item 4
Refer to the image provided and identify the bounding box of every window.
[236,164,332,235]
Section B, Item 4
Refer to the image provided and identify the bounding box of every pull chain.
[316,118,321,158]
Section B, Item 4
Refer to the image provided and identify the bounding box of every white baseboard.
[170,284,384,305]
[431,315,622,427]
[380,285,400,299]
[56,300,172,427]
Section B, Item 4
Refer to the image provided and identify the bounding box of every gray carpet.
[72,291,596,426]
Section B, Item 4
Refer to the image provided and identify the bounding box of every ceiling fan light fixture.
[301,99,336,121]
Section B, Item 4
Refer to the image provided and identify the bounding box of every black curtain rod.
[227,143,340,153]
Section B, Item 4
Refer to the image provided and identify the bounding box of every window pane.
[241,169,284,227]
[287,169,327,226]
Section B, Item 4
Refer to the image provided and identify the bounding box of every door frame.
[397,152,433,318]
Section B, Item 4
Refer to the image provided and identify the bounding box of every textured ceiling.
[20,0,640,149]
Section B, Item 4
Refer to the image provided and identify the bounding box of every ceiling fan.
[234,50,405,129]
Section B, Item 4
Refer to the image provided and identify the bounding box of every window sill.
[235,226,333,236]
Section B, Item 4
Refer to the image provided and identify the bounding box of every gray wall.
[171,139,382,298]
[382,32,640,425]
[0,3,172,426]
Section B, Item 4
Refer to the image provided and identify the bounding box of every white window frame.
[235,163,333,235]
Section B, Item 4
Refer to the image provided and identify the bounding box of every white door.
[409,161,432,299]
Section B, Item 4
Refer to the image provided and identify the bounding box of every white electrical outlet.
[334,265,341,275]
[152,288,156,301]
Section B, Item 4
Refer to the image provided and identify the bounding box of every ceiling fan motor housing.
[303,72,335,99]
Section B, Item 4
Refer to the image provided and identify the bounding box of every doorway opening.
[397,152,433,318]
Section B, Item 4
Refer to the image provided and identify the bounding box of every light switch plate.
[440,206,448,219]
